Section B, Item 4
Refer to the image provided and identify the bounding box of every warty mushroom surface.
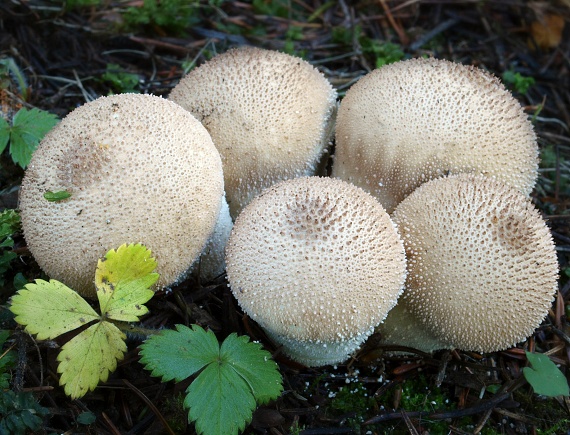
[225,176,407,366]
[19,93,225,297]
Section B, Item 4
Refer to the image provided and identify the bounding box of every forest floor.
[1,1,570,434]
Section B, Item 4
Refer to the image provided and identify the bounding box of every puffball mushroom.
[19,93,225,298]
[169,47,338,219]
[332,57,538,213]
[381,174,558,353]
[225,177,407,366]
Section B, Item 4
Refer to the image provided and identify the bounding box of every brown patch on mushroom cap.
[169,47,337,219]
[19,94,224,298]
[332,57,538,213]
[391,174,558,353]
[225,177,406,366]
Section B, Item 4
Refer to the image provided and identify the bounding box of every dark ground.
[1,1,570,434]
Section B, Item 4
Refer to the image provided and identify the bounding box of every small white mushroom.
[384,174,558,353]
[332,57,538,213]
[19,94,224,297]
[225,177,407,366]
[169,47,338,218]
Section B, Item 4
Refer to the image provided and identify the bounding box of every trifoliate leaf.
[523,351,570,397]
[139,324,283,435]
[57,321,126,399]
[95,243,158,321]
[219,333,283,405]
[8,108,59,168]
[140,324,220,382]
[9,279,99,340]
[43,190,72,202]
[186,361,255,435]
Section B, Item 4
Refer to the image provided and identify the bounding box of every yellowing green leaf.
[9,279,99,340]
[95,243,158,321]
[58,321,126,399]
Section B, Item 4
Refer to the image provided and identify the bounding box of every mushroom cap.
[332,57,538,213]
[225,177,406,366]
[19,93,224,297]
[169,47,338,218]
[391,174,558,353]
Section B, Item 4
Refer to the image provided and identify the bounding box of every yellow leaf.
[95,243,158,321]
[57,321,126,399]
[10,279,99,340]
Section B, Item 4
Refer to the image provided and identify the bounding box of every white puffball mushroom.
[19,93,224,298]
[332,57,538,213]
[388,174,559,353]
[169,47,338,219]
[226,177,407,366]
[193,194,233,282]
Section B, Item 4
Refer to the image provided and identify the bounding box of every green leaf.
[139,324,220,382]
[95,243,158,321]
[219,333,283,404]
[9,279,100,340]
[0,117,10,154]
[57,321,126,399]
[0,390,49,434]
[523,351,570,397]
[76,411,97,425]
[186,361,255,435]
[8,108,58,168]
[43,190,72,201]
[0,209,20,240]
[139,324,283,435]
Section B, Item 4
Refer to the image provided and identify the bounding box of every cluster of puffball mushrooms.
[18,47,559,367]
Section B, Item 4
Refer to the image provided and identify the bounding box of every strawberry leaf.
[139,324,283,435]
[95,243,158,321]
[9,279,99,340]
[523,351,570,397]
[8,108,58,168]
[57,321,126,399]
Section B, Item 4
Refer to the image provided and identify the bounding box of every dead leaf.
[529,14,565,50]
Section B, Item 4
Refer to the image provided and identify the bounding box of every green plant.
[0,57,28,101]
[0,327,50,434]
[101,63,140,94]
[0,210,20,288]
[502,70,535,94]
[523,351,569,397]
[0,329,16,389]
[9,243,158,399]
[140,324,283,435]
[0,108,58,168]
[0,390,50,434]
[361,39,405,68]
[284,26,305,56]
[122,0,200,35]
[331,25,404,68]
